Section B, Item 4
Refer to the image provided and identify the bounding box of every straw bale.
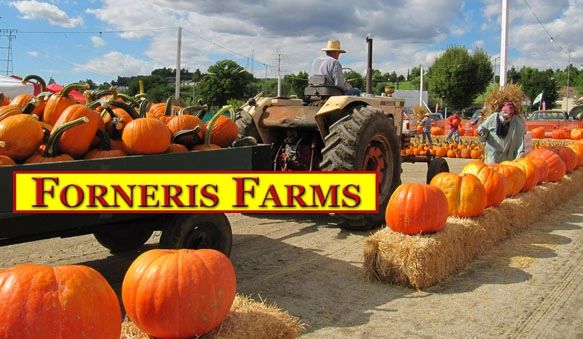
[363,169,583,289]
[121,294,305,339]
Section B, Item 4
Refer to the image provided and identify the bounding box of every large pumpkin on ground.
[549,146,577,173]
[567,143,583,168]
[527,147,565,182]
[460,160,507,207]
[385,183,448,234]
[430,172,487,217]
[0,263,121,339]
[496,162,526,196]
[507,158,539,192]
[122,249,237,338]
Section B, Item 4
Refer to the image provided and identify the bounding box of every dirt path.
[1,158,582,338]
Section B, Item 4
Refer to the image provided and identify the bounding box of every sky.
[0,0,581,85]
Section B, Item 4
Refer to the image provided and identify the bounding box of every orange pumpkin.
[570,128,583,140]
[0,93,9,106]
[52,104,102,158]
[549,146,577,173]
[430,172,487,217]
[0,154,16,166]
[9,93,33,110]
[567,143,583,168]
[527,147,566,182]
[430,126,444,136]
[530,127,546,139]
[122,118,171,155]
[166,143,189,153]
[494,162,526,197]
[0,105,22,122]
[84,131,127,160]
[25,117,87,164]
[0,263,121,339]
[122,249,236,338]
[0,114,44,162]
[460,161,507,208]
[43,83,90,126]
[507,158,539,191]
[167,114,205,147]
[208,106,238,148]
[385,183,448,234]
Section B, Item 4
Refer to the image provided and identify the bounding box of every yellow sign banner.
[13,172,378,213]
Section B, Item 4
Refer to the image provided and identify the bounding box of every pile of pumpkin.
[416,123,478,137]
[0,76,245,166]
[530,126,583,140]
[402,139,484,159]
[387,142,583,235]
[0,248,237,338]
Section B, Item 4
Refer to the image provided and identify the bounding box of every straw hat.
[321,40,346,53]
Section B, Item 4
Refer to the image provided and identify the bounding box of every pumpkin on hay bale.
[122,294,305,339]
[363,169,583,289]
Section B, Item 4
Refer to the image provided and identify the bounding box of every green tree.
[427,45,494,110]
[343,70,364,91]
[517,66,559,109]
[283,71,309,98]
[196,60,254,106]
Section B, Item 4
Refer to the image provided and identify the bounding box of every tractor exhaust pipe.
[366,36,373,94]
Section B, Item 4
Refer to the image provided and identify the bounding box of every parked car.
[402,111,418,135]
[526,110,570,121]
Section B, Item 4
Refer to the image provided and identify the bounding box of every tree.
[343,70,364,92]
[427,46,493,110]
[283,71,309,98]
[196,60,254,107]
[517,66,559,109]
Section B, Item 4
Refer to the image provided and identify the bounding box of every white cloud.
[27,51,39,57]
[73,51,160,77]
[10,0,83,28]
[91,36,106,47]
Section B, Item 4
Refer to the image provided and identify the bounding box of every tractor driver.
[310,40,361,96]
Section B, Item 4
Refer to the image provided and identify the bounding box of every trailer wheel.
[94,225,154,253]
[159,214,232,256]
[320,106,401,230]
[427,157,449,184]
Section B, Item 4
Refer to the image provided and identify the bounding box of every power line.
[520,0,568,55]
[17,27,174,35]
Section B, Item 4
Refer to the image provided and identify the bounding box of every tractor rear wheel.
[320,106,401,230]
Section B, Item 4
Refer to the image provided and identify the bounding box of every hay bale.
[483,83,525,118]
[363,170,583,289]
[121,294,305,339]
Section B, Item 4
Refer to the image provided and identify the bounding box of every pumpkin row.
[0,78,241,165]
[387,143,583,235]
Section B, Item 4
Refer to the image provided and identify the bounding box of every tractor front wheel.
[320,106,401,230]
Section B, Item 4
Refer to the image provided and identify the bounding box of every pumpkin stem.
[45,117,89,157]
[204,105,232,146]
[138,100,150,119]
[21,74,47,92]
[0,92,4,104]
[61,83,90,99]
[172,126,202,144]
[110,100,139,119]
[163,96,174,117]
[117,93,139,107]
[138,80,145,95]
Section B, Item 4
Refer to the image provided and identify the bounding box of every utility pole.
[277,49,282,97]
[567,49,571,112]
[365,36,373,94]
[499,0,509,86]
[175,26,182,100]
[419,66,424,106]
[0,29,17,76]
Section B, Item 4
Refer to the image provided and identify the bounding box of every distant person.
[445,111,461,144]
[420,113,433,145]
[477,101,526,163]
[310,40,360,96]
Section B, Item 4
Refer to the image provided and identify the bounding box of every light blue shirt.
[310,55,350,90]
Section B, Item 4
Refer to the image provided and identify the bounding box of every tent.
[0,74,34,99]
[46,83,86,103]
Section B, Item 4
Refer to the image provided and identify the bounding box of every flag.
[532,91,543,107]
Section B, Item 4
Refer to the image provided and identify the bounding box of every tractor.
[235,38,448,230]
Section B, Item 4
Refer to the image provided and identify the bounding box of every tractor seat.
[304,75,344,98]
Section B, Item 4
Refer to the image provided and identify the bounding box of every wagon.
[0,145,271,256]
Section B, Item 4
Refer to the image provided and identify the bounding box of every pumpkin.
[434,145,447,157]
[148,96,181,121]
[0,154,16,166]
[385,183,448,234]
[9,93,33,110]
[0,263,121,339]
[122,249,236,338]
[461,161,507,207]
[528,157,549,183]
[166,143,189,153]
[84,130,127,160]
[527,147,565,182]
[167,108,205,147]
[208,105,238,148]
[549,146,577,173]
[0,105,22,122]
[430,126,445,136]
[0,114,44,162]
[507,158,539,192]
[43,83,90,126]
[0,92,9,106]
[52,104,102,159]
[530,127,545,139]
[25,117,87,164]
[567,143,583,167]
[494,162,526,196]
[122,101,171,155]
[570,128,583,140]
[430,172,487,217]
[551,128,568,139]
